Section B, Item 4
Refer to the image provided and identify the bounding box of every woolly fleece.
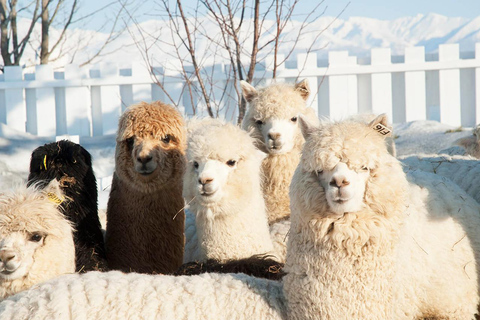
[0,181,75,299]
[284,115,480,319]
[183,118,275,262]
[0,271,286,319]
[241,80,319,224]
[105,101,186,274]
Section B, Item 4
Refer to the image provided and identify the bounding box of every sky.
[76,0,480,32]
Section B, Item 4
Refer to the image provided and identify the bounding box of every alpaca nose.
[199,177,214,185]
[137,155,153,164]
[268,132,280,140]
[330,176,350,188]
[0,250,15,263]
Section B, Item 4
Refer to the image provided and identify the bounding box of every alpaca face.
[255,116,299,154]
[0,231,46,281]
[317,161,370,215]
[190,158,238,204]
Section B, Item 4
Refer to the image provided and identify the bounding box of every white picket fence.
[1,43,480,137]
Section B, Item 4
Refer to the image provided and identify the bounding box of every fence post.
[64,65,92,136]
[132,62,153,104]
[476,43,480,126]
[371,48,393,121]
[404,46,426,122]
[99,64,122,135]
[327,51,358,120]
[439,44,461,127]
[34,65,57,136]
[3,66,26,132]
[297,53,318,115]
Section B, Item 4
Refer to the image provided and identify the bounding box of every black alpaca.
[27,140,107,272]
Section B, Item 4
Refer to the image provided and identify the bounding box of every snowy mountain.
[13,13,480,70]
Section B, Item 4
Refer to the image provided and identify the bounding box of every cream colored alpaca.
[455,124,480,158]
[284,114,480,319]
[0,180,75,299]
[183,118,275,263]
[105,101,186,274]
[241,79,319,224]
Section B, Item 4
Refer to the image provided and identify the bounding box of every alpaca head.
[0,180,74,286]
[241,80,316,155]
[183,118,264,209]
[115,101,187,193]
[292,114,408,219]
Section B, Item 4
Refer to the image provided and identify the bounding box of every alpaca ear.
[368,113,392,137]
[294,79,310,101]
[42,179,65,207]
[240,80,257,103]
[298,114,318,140]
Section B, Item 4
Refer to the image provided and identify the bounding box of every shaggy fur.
[284,114,480,319]
[455,124,480,158]
[348,113,396,156]
[0,180,75,299]
[27,140,106,272]
[0,271,286,319]
[105,101,186,274]
[183,118,276,263]
[241,79,319,224]
[400,153,480,204]
[175,255,284,281]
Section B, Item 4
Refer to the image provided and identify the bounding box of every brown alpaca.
[105,101,186,274]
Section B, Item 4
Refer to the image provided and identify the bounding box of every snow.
[0,119,473,210]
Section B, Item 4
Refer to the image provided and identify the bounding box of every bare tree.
[130,0,342,123]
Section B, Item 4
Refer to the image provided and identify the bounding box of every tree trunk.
[40,0,49,64]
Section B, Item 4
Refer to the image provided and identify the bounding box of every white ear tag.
[373,123,391,136]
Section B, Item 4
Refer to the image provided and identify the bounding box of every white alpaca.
[0,180,75,300]
[241,79,319,224]
[400,153,480,204]
[183,118,276,263]
[440,124,480,158]
[284,114,480,319]
[0,271,286,319]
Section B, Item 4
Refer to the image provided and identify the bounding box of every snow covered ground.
[0,119,474,210]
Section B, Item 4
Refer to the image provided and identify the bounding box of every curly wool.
[105,101,186,274]
[0,183,75,299]
[284,117,480,319]
[241,81,318,224]
[0,271,286,320]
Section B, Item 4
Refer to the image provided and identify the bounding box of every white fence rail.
[1,43,480,137]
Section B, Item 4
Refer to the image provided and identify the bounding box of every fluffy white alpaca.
[0,271,286,319]
[0,180,75,299]
[183,118,276,263]
[440,124,480,158]
[400,153,480,204]
[241,79,319,224]
[284,114,480,319]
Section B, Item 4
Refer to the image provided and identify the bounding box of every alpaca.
[27,140,107,272]
[284,114,480,319]
[241,79,319,224]
[105,101,186,274]
[454,124,480,157]
[0,180,75,299]
[400,153,480,204]
[348,113,396,156]
[182,118,277,264]
[0,271,286,319]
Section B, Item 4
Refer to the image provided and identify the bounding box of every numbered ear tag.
[47,192,63,205]
[373,123,391,136]
[43,155,47,170]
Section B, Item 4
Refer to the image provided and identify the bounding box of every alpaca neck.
[194,193,274,262]
[262,149,301,224]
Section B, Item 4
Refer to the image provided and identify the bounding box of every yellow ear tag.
[47,192,63,205]
[43,155,47,170]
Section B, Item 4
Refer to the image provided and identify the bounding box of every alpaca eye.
[29,233,44,242]
[126,137,134,147]
[193,161,199,169]
[255,120,264,126]
[162,135,171,144]
[316,170,323,175]
[226,160,237,167]
[291,117,298,122]
[361,166,369,171]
